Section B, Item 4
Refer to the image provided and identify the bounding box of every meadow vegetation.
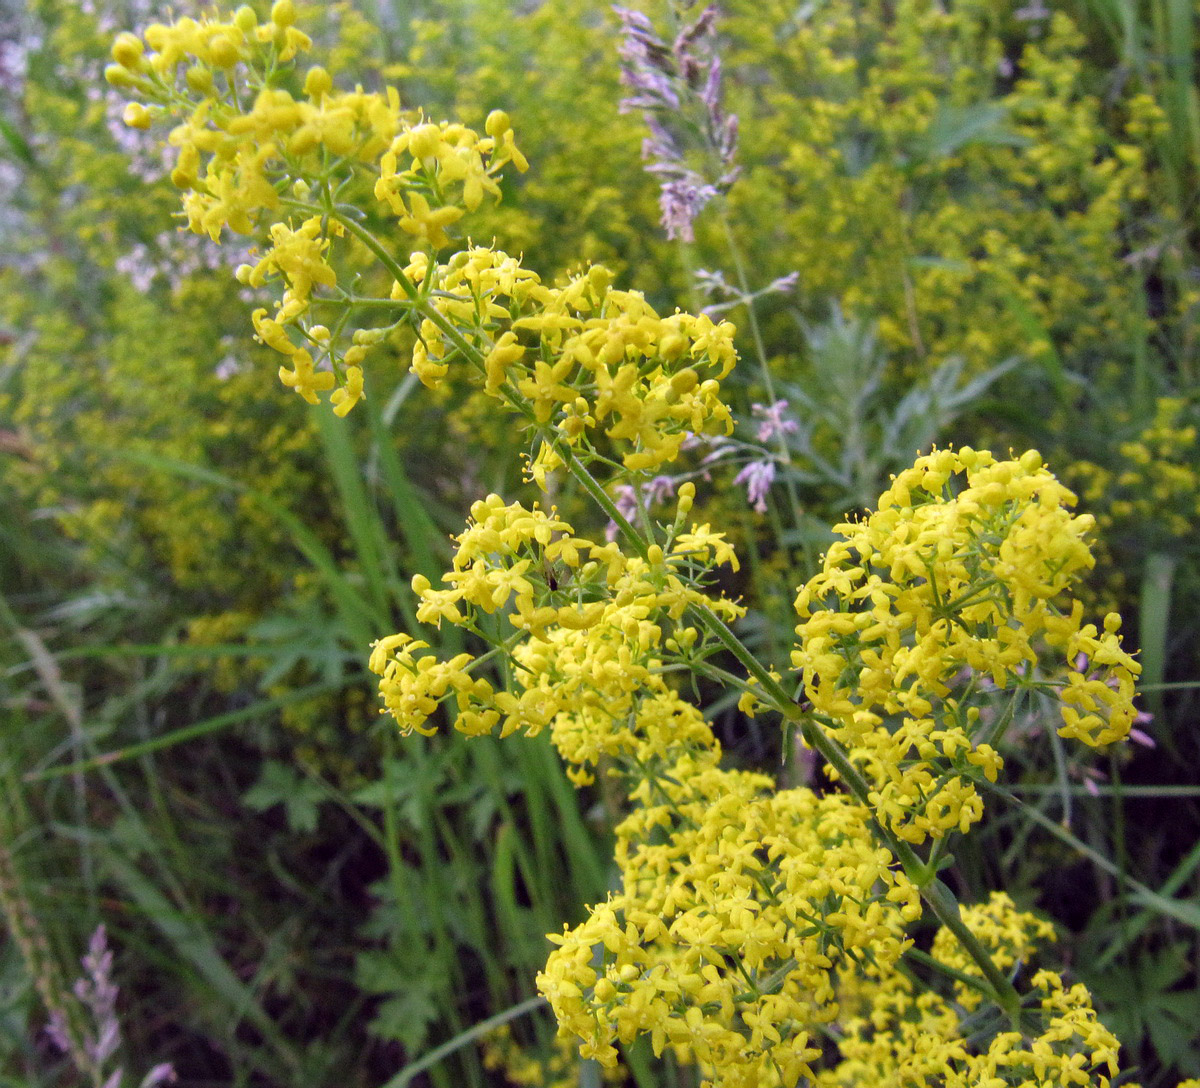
[1,0,1198,1085]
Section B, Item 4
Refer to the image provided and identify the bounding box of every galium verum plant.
[108,5,1153,1084]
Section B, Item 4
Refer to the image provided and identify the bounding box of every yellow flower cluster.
[793,448,1140,843]
[722,0,1155,381]
[108,4,385,238]
[1071,397,1200,541]
[108,4,527,417]
[369,487,743,781]
[101,9,1162,1082]
[375,110,527,248]
[366,484,935,1088]
[481,1024,624,1088]
[928,892,1057,1012]
[540,749,921,1086]
[407,252,737,473]
[822,893,1122,1087]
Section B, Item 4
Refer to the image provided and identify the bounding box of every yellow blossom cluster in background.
[481,1024,625,1088]
[1071,397,1200,542]
[721,0,1159,382]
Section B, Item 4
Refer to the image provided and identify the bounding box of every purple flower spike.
[660,179,718,242]
[734,459,776,513]
[614,2,739,241]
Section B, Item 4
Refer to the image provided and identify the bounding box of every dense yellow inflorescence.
[540,753,922,1086]
[108,1,527,418]
[407,252,737,474]
[103,7,1161,1085]
[793,447,1140,843]
[821,893,1123,1088]
[369,486,743,778]
[1071,397,1200,541]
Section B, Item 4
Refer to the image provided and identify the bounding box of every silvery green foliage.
[779,307,1021,510]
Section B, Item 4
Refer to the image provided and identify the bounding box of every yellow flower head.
[793,447,1140,843]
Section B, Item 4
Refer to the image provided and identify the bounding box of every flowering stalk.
[616,3,804,523]
[107,8,1144,1081]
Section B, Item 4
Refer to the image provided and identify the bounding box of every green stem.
[922,878,1023,1028]
[716,206,804,521]
[904,946,999,1000]
[328,210,492,368]
[717,207,776,404]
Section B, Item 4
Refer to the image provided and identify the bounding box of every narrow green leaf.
[381,996,546,1088]
[365,384,446,584]
[0,110,36,167]
[1138,551,1175,720]
[993,284,1069,400]
[25,680,348,780]
[103,851,300,1071]
[313,401,395,620]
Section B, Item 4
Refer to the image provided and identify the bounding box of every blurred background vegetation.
[1,0,1197,1084]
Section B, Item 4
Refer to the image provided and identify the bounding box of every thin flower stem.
[718,206,776,405]
[922,878,1023,1028]
[327,211,493,369]
[716,205,804,521]
[904,945,999,999]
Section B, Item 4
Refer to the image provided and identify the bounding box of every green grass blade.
[987,783,1200,932]
[382,995,546,1088]
[1138,551,1174,721]
[312,401,396,621]
[365,379,447,586]
[103,849,301,1073]
[25,679,350,781]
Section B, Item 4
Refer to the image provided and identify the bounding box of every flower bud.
[111,32,144,68]
[143,23,167,51]
[185,64,214,95]
[408,123,440,161]
[104,64,135,88]
[122,102,152,130]
[271,0,296,28]
[233,6,257,32]
[484,109,510,138]
[208,35,240,68]
[303,65,332,98]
